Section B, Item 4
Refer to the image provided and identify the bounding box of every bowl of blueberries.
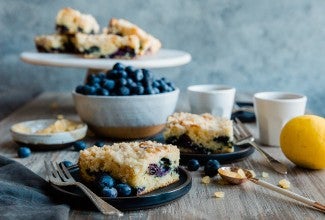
[73,63,179,139]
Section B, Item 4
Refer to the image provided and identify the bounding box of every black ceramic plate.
[150,134,255,165]
[51,166,192,211]
[179,145,255,165]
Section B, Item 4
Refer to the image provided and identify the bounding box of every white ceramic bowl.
[10,119,87,148]
[72,89,179,139]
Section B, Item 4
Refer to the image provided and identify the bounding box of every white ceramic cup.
[254,92,307,146]
[187,84,236,119]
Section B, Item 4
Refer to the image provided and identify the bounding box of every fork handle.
[75,182,123,216]
[249,141,288,174]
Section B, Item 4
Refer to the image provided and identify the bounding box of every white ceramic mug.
[254,92,307,146]
[187,84,236,119]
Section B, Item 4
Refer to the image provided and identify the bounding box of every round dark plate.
[179,144,255,165]
[51,166,192,211]
[150,134,255,165]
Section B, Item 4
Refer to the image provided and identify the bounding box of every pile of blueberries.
[75,63,176,96]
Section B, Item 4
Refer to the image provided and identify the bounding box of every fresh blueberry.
[125,66,136,75]
[153,87,160,94]
[132,85,145,95]
[116,70,128,78]
[142,69,153,80]
[60,160,73,168]
[145,86,155,95]
[166,81,175,90]
[118,86,130,96]
[94,141,105,147]
[98,174,116,188]
[113,63,125,71]
[84,85,96,95]
[102,187,118,198]
[96,88,109,96]
[75,85,85,94]
[117,78,127,86]
[102,79,115,90]
[97,72,106,79]
[116,183,132,197]
[17,147,31,158]
[132,69,144,81]
[187,159,200,171]
[204,159,221,177]
[87,74,101,84]
[73,141,87,151]
[106,69,119,79]
[152,80,160,88]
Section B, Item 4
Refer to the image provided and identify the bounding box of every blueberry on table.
[60,160,73,168]
[187,159,200,171]
[116,183,132,197]
[102,187,118,198]
[94,141,105,147]
[73,141,87,151]
[204,159,220,177]
[17,146,31,158]
[98,174,116,188]
[113,62,125,71]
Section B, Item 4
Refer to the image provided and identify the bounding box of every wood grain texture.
[0,92,324,220]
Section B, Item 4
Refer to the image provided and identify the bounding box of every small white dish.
[10,119,87,148]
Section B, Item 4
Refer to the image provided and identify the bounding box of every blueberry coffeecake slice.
[105,18,161,55]
[34,34,75,53]
[78,141,179,195]
[164,112,234,154]
[55,7,100,34]
[73,33,140,59]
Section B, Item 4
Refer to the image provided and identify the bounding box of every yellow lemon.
[280,115,325,169]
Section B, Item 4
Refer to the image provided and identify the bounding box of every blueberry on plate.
[102,187,118,198]
[187,159,200,171]
[94,141,105,147]
[73,141,87,151]
[116,183,132,197]
[204,159,221,177]
[17,146,31,158]
[98,174,116,188]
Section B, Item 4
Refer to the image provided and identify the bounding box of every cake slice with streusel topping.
[73,33,140,59]
[164,112,234,154]
[104,18,161,55]
[78,141,179,195]
[55,7,100,35]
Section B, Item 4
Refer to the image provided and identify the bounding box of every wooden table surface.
[0,92,324,220]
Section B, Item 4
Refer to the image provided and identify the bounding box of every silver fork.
[233,118,288,175]
[44,161,123,217]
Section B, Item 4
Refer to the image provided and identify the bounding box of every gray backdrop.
[1,0,324,116]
